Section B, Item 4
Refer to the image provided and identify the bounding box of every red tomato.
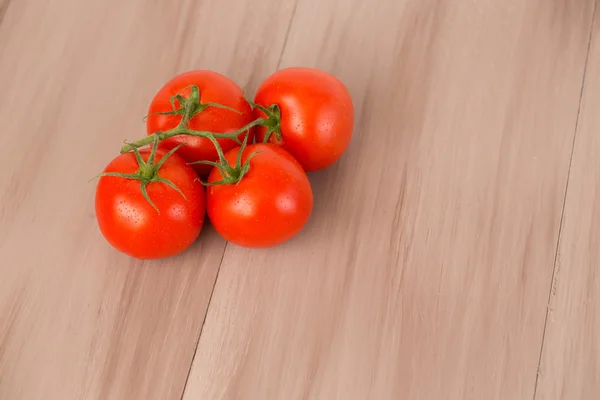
[254,67,354,172]
[95,148,205,259]
[206,143,313,248]
[146,70,255,177]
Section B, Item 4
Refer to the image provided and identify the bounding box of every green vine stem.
[121,85,244,154]
[120,89,283,155]
[120,125,242,154]
[117,85,283,186]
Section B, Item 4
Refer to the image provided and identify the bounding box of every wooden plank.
[182,0,595,399]
[534,5,600,400]
[0,0,295,399]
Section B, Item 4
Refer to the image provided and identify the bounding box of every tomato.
[253,67,354,172]
[206,143,313,248]
[95,148,205,259]
[146,70,255,177]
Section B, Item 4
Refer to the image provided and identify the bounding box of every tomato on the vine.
[253,67,354,172]
[95,145,205,259]
[205,143,313,248]
[146,70,255,177]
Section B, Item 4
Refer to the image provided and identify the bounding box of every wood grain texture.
[0,0,10,26]
[0,0,295,399]
[183,1,596,399]
[535,4,600,400]
[1,0,599,399]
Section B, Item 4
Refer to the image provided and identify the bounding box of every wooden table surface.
[1,0,599,399]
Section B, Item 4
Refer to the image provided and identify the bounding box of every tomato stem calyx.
[143,85,241,124]
[244,98,282,143]
[98,136,187,213]
[191,132,260,186]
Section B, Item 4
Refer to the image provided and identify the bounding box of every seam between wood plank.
[531,2,599,398]
[179,245,228,400]
[177,2,300,399]
[172,0,198,74]
[275,0,299,70]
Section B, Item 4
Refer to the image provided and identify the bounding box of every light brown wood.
[0,0,295,399]
[1,0,599,399]
[534,5,600,400]
[183,1,596,399]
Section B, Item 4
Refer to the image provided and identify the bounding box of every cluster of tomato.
[94,67,354,260]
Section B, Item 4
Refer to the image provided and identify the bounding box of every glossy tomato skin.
[254,67,354,172]
[146,70,255,177]
[206,143,313,248]
[95,149,205,259]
